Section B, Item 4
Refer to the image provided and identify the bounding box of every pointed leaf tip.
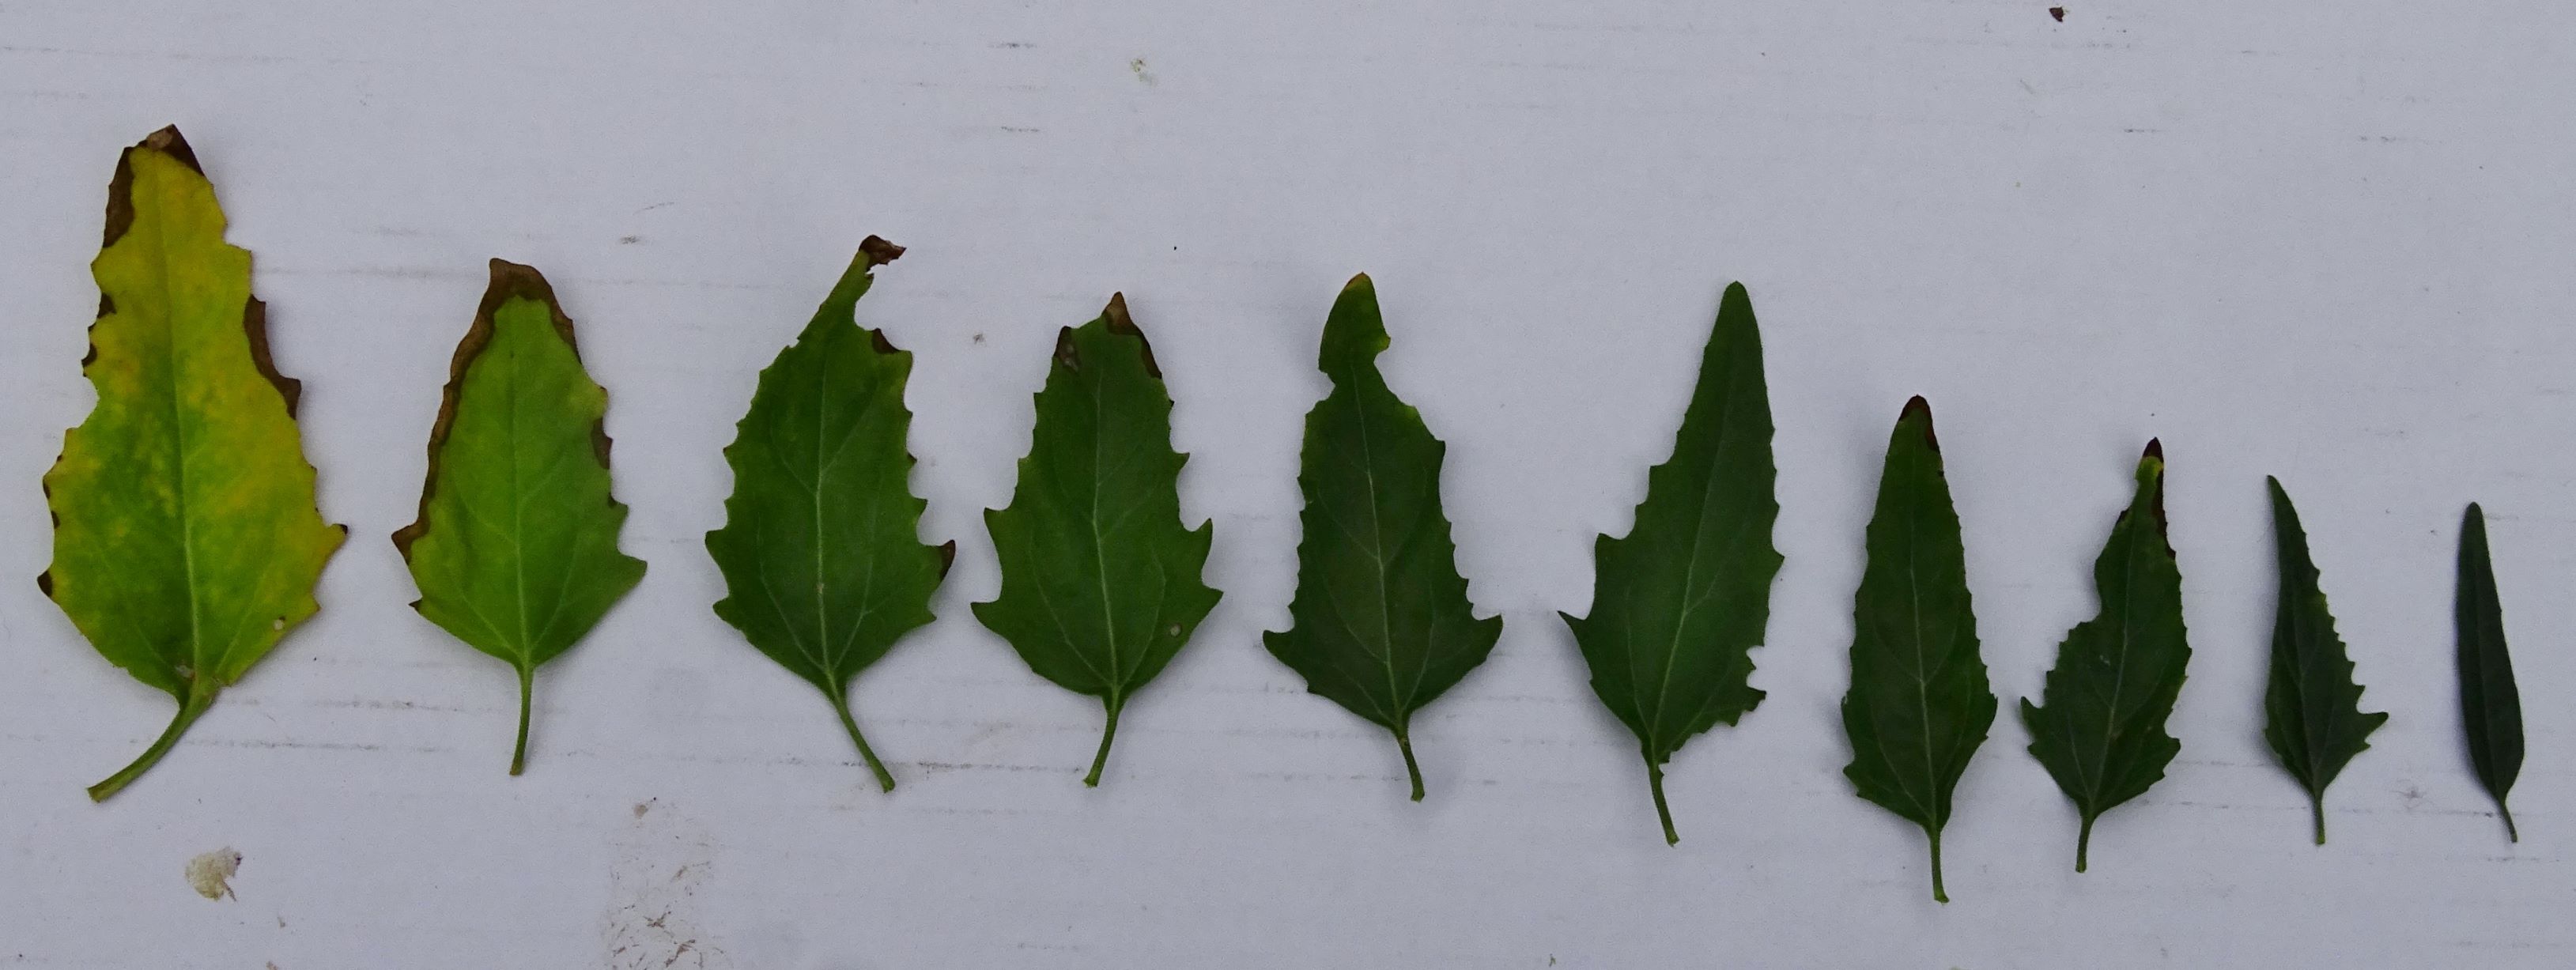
[1098,293,1164,379]
[2143,438,2164,462]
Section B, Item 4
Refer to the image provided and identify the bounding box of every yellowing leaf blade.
[43,126,345,800]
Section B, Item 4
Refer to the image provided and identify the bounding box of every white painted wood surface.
[2,2,2571,966]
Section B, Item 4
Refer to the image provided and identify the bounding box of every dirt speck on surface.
[2049,6,2065,21]
[634,798,655,818]
[1128,57,1157,85]
[186,847,241,900]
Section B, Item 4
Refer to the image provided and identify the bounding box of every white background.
[2,1,2571,967]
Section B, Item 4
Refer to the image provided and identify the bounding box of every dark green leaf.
[2456,502,2522,842]
[1560,281,1782,844]
[1263,274,1503,802]
[2020,440,2189,871]
[2261,476,2387,844]
[1841,396,1995,904]
[394,260,648,776]
[973,294,1222,787]
[705,238,954,792]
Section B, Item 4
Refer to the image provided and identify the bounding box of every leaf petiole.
[509,664,534,776]
[89,685,218,802]
[832,689,896,792]
[2076,813,2094,873]
[1085,697,1124,787]
[1395,726,1424,802]
[1927,827,1949,904]
[1647,757,1678,845]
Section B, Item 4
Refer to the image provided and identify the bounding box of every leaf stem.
[2310,794,2328,845]
[2500,803,2520,844]
[830,691,896,792]
[1084,698,1123,787]
[2075,813,2094,873]
[89,686,217,802]
[1927,827,1950,904]
[1647,757,1678,845]
[509,664,534,776]
[1395,726,1424,802]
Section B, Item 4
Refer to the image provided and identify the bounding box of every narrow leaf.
[2261,476,2387,844]
[973,294,1222,787]
[1560,281,1783,844]
[393,260,648,776]
[705,238,953,792]
[42,126,347,800]
[1841,397,1995,903]
[2021,440,2190,872]
[1264,274,1503,801]
[2456,502,2522,842]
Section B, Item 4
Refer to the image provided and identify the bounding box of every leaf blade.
[1562,281,1783,844]
[973,294,1222,786]
[2261,476,2388,844]
[2456,502,2523,842]
[2020,440,2190,871]
[704,238,951,791]
[1841,397,1995,903]
[1263,274,1503,801]
[393,259,648,775]
[42,126,346,800]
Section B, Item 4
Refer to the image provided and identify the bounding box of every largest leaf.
[1841,397,1994,904]
[973,294,1221,787]
[1561,281,1782,845]
[43,126,346,801]
[1264,274,1503,802]
[706,238,952,792]
[393,260,648,776]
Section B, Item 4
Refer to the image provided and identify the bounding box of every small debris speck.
[187,847,242,900]
[2049,6,2065,21]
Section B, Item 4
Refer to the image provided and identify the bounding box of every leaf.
[2019,440,2190,872]
[1559,281,1782,844]
[1841,397,1995,904]
[2261,476,2388,844]
[704,237,953,792]
[1263,274,1503,801]
[973,294,1222,786]
[392,260,648,776]
[40,126,346,801]
[2456,502,2522,842]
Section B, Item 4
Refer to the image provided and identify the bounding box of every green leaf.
[2457,502,2522,843]
[2261,476,2388,844]
[1263,274,1503,802]
[1560,281,1782,844]
[2020,440,2190,872]
[41,126,346,801]
[1841,396,1995,904]
[704,237,953,792]
[973,294,1222,787]
[392,260,648,776]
